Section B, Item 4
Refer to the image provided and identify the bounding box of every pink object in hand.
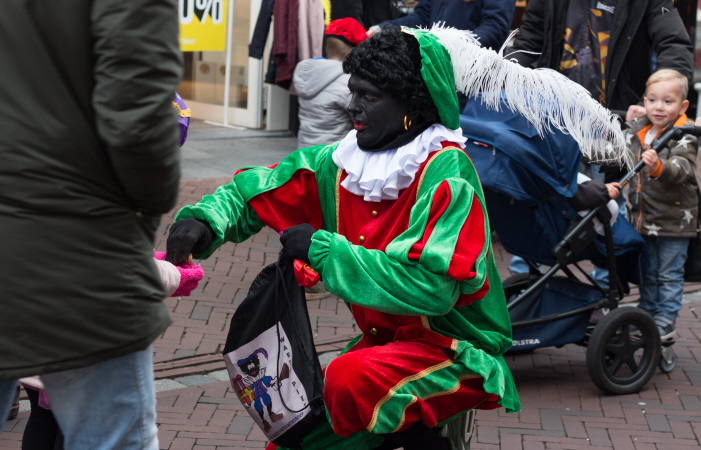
[153,251,205,297]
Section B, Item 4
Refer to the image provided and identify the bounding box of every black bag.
[684,186,701,282]
[222,255,325,448]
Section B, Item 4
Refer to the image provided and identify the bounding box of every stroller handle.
[618,125,701,187]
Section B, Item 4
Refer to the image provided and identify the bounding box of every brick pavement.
[3,176,701,450]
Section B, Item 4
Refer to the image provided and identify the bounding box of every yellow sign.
[179,0,227,52]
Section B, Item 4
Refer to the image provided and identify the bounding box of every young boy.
[292,18,367,150]
[625,69,699,339]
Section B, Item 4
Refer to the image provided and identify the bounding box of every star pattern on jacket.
[644,223,662,236]
[676,136,692,150]
[682,209,694,224]
[626,132,634,146]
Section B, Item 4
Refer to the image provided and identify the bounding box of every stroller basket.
[507,277,602,353]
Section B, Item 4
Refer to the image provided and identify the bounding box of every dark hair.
[342,27,440,124]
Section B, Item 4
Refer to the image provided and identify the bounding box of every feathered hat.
[402,25,629,165]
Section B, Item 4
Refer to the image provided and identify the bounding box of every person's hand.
[642,149,659,173]
[605,182,621,199]
[280,224,316,264]
[166,218,214,264]
[367,25,381,38]
[626,105,646,121]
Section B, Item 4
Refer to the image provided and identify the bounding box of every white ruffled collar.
[332,124,467,202]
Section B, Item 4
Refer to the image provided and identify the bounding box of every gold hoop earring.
[404,115,412,131]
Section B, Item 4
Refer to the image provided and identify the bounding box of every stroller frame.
[502,125,701,395]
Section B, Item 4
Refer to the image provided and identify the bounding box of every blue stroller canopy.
[460,94,581,199]
[461,95,645,288]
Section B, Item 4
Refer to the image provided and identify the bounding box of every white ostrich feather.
[422,24,631,167]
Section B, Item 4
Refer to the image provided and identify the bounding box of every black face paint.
[347,75,425,152]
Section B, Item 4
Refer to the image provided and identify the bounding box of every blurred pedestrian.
[508,0,693,120]
[625,69,698,340]
[367,0,516,51]
[0,1,182,449]
[293,18,367,149]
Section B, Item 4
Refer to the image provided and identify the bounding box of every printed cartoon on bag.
[224,324,311,439]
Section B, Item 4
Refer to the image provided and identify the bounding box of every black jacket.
[508,0,693,111]
[0,0,182,380]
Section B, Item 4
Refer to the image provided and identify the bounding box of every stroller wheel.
[586,307,661,395]
[658,346,677,373]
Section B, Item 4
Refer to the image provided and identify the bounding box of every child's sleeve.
[656,133,698,185]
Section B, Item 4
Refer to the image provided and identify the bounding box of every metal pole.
[222,0,235,126]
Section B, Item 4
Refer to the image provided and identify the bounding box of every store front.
[177,0,289,130]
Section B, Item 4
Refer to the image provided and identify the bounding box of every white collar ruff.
[332,124,466,202]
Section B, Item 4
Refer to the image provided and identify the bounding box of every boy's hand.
[642,149,659,173]
[626,105,646,121]
[166,218,215,264]
[606,182,621,199]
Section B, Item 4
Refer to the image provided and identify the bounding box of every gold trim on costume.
[172,101,192,118]
[335,168,342,234]
[367,359,453,432]
[391,396,418,433]
[421,316,431,330]
[415,147,462,200]
[421,373,481,401]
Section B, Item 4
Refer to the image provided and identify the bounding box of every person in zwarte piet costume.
[166,25,627,450]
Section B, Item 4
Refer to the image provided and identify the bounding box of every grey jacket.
[293,58,353,149]
[625,116,698,238]
[0,0,182,380]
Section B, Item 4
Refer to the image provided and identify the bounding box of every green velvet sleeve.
[309,228,462,316]
[175,143,339,259]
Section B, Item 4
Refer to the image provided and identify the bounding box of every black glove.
[166,218,215,264]
[280,224,316,264]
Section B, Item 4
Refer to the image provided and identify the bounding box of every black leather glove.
[166,218,215,264]
[280,224,316,264]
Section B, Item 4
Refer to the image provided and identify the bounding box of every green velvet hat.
[401,27,460,130]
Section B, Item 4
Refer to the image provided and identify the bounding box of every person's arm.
[308,150,491,316]
[654,134,698,185]
[568,179,610,211]
[506,0,545,67]
[173,145,333,259]
[646,0,694,80]
[472,0,516,50]
[91,0,183,215]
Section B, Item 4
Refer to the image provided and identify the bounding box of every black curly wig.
[343,27,440,124]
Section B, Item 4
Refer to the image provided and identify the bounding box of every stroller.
[460,98,701,395]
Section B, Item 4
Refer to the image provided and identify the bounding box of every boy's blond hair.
[646,69,688,98]
[324,36,353,61]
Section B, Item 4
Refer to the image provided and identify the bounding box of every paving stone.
[173,349,197,359]
[191,305,213,321]
[318,350,340,368]
[155,379,188,392]
[226,415,255,435]
[207,370,230,382]
[175,375,220,387]
[644,414,671,432]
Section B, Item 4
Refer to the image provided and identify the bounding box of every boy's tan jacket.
[625,115,699,238]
